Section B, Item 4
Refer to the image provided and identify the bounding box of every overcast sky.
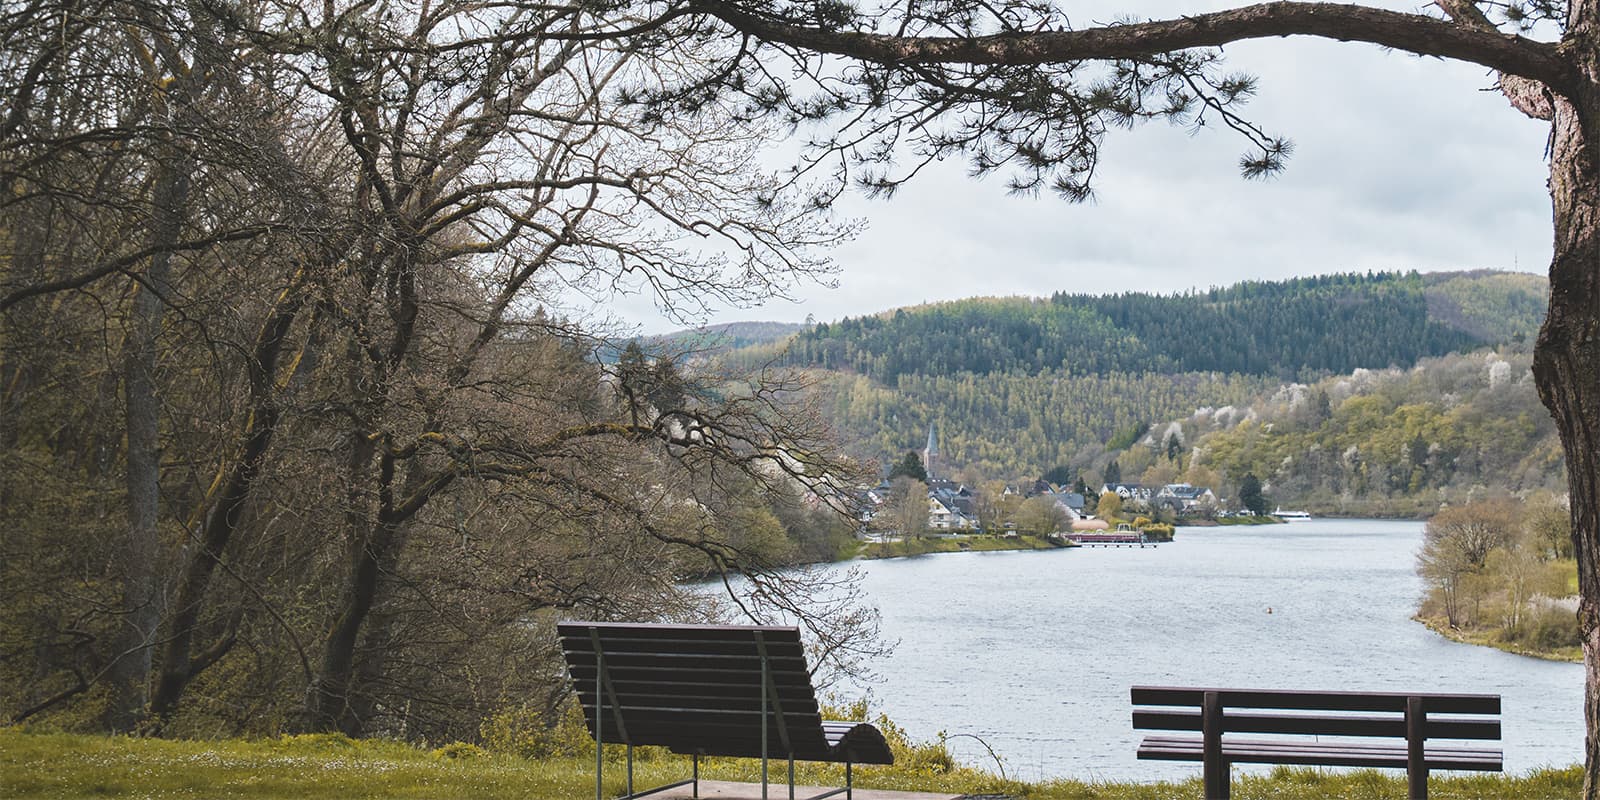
[571,3,1556,336]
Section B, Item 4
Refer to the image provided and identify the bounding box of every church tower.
[923,424,939,480]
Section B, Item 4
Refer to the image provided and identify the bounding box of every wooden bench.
[558,621,894,800]
[1131,686,1502,799]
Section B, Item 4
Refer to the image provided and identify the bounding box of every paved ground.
[650,778,963,799]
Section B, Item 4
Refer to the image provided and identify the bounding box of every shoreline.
[1187,515,1284,527]
[1415,615,1582,663]
[856,533,1075,559]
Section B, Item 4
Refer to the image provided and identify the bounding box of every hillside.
[648,321,805,356]
[711,271,1562,508]
[749,271,1543,382]
[1163,350,1565,515]
[1423,270,1550,345]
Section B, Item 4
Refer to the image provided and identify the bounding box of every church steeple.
[923,424,939,480]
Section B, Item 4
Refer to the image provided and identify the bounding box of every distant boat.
[1274,508,1313,521]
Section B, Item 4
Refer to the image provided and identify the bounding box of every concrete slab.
[649,779,962,800]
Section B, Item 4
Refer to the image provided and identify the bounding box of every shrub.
[1527,607,1583,650]
[480,702,593,759]
[431,742,485,760]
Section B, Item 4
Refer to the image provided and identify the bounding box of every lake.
[835,519,1585,782]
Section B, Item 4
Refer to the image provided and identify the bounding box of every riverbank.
[1,729,1582,800]
[1416,615,1582,663]
[1184,515,1283,527]
[858,534,1073,559]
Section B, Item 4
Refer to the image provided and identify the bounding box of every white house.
[1155,483,1219,513]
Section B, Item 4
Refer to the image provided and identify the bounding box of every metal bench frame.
[559,621,893,800]
[1131,686,1503,800]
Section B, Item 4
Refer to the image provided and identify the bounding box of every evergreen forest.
[755,271,1537,382]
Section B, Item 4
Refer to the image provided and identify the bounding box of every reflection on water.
[838,519,1583,781]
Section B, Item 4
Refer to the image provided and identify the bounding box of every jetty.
[1066,530,1156,547]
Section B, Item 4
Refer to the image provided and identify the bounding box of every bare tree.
[1,0,877,738]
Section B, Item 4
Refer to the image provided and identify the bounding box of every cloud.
[591,6,1556,335]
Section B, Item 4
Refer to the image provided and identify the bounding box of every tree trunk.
[304,447,420,735]
[1530,19,1600,795]
[104,151,190,732]
[305,517,395,734]
[148,273,310,723]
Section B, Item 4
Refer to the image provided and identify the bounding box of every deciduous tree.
[1017,494,1069,535]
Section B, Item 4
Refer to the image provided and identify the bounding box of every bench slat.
[1132,709,1501,739]
[572,688,819,707]
[561,639,807,658]
[1137,735,1503,771]
[575,691,821,714]
[562,651,811,672]
[558,621,803,642]
[1132,686,1500,715]
[567,664,814,683]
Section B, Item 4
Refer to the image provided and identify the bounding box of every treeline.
[755,272,1541,383]
[775,299,1170,379]
[1047,272,1480,377]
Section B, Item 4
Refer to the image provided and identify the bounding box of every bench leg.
[1202,691,1229,800]
[1406,696,1428,800]
[1203,761,1230,800]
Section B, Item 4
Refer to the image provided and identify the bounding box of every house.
[1155,483,1219,513]
[928,478,970,497]
[1100,483,1155,502]
[928,487,978,530]
[1041,490,1086,517]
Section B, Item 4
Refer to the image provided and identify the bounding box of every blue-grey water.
[836,519,1584,781]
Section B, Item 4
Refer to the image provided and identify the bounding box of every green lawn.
[0,729,1582,799]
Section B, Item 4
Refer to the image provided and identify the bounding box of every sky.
[569,3,1557,336]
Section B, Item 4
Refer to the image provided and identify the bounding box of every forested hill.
[768,271,1545,381]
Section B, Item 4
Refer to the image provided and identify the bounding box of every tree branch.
[693,0,1575,96]
[1433,0,1558,120]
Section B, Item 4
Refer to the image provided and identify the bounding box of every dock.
[1066,531,1156,547]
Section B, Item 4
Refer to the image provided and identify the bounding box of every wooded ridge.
[697,271,1562,508]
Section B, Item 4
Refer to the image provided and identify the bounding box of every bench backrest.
[557,621,835,759]
[1131,686,1501,740]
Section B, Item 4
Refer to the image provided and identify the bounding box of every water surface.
[839,519,1583,781]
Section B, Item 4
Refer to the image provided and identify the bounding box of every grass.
[859,534,1072,559]
[0,728,1584,799]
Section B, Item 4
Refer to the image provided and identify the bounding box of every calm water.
[836,519,1584,781]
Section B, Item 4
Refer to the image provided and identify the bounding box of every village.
[856,426,1231,538]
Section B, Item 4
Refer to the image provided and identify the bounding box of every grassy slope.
[0,729,1582,800]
